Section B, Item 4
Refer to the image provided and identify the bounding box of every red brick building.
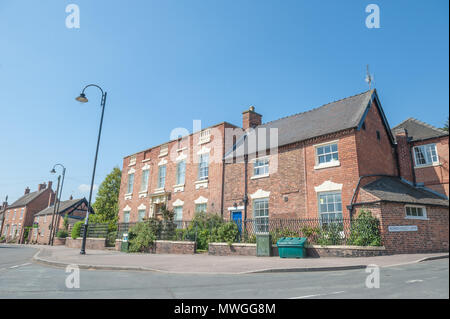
[223,90,400,224]
[118,89,448,253]
[1,182,55,243]
[392,118,449,197]
[31,197,88,244]
[118,122,239,223]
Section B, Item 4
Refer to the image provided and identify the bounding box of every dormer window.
[199,129,211,144]
[159,144,169,157]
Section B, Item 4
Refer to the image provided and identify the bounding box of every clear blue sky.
[0,0,448,204]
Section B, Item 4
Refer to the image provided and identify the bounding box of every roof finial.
[365,64,373,89]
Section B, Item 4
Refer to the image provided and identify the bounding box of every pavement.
[23,244,449,274]
[1,245,448,298]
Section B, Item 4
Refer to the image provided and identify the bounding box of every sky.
[0,0,448,204]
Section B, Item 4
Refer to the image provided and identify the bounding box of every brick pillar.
[394,128,415,183]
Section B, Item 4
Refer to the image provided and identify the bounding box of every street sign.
[388,225,418,232]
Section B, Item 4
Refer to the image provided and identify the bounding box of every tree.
[90,167,122,230]
[443,117,449,132]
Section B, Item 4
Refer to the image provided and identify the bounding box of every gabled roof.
[392,118,448,142]
[225,89,392,159]
[34,198,88,217]
[361,176,449,207]
[8,189,48,209]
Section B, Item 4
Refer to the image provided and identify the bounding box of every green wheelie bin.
[276,237,307,258]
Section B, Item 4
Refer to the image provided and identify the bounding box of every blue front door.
[232,211,242,234]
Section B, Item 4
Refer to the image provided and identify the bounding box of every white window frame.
[129,155,137,166]
[413,144,439,168]
[317,191,343,222]
[176,160,186,185]
[20,208,24,220]
[252,157,269,179]
[253,198,269,234]
[140,169,150,193]
[123,211,131,223]
[137,209,146,222]
[127,172,135,194]
[195,203,207,214]
[158,165,166,189]
[159,144,169,157]
[314,141,340,170]
[198,154,209,181]
[198,129,211,144]
[405,205,428,220]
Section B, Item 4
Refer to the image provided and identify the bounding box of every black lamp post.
[50,163,66,245]
[76,84,107,255]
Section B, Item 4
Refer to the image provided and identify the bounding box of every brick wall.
[354,203,449,254]
[412,136,449,197]
[118,122,237,223]
[355,99,398,178]
[2,185,54,243]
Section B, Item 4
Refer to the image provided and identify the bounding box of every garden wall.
[276,245,386,257]
[65,237,106,250]
[53,238,66,246]
[152,240,196,254]
[208,243,257,256]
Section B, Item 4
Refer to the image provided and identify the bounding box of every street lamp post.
[50,163,66,245]
[76,84,107,255]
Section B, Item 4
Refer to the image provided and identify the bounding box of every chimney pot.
[24,187,30,195]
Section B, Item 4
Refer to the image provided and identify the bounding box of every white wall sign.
[388,225,418,232]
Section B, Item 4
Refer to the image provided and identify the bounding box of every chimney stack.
[48,191,56,208]
[24,187,30,195]
[394,128,415,184]
[38,182,47,191]
[69,195,73,200]
[48,181,53,190]
[242,106,262,131]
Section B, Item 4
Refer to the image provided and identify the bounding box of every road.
[0,246,448,299]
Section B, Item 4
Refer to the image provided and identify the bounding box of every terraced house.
[1,182,55,243]
[118,122,240,223]
[118,89,449,253]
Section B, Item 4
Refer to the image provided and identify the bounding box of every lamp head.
[50,168,56,174]
[75,93,88,103]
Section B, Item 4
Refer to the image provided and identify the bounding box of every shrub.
[71,221,84,239]
[317,222,344,246]
[128,220,157,253]
[270,228,300,244]
[56,230,68,238]
[216,222,239,245]
[185,212,225,250]
[348,210,381,246]
[63,216,69,231]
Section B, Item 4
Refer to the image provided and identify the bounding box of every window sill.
[138,191,148,198]
[195,179,208,190]
[405,216,429,220]
[414,162,440,169]
[141,159,151,163]
[154,188,165,194]
[198,139,211,145]
[314,161,340,170]
[128,162,136,167]
[251,174,269,180]
[124,193,132,200]
[173,184,185,193]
